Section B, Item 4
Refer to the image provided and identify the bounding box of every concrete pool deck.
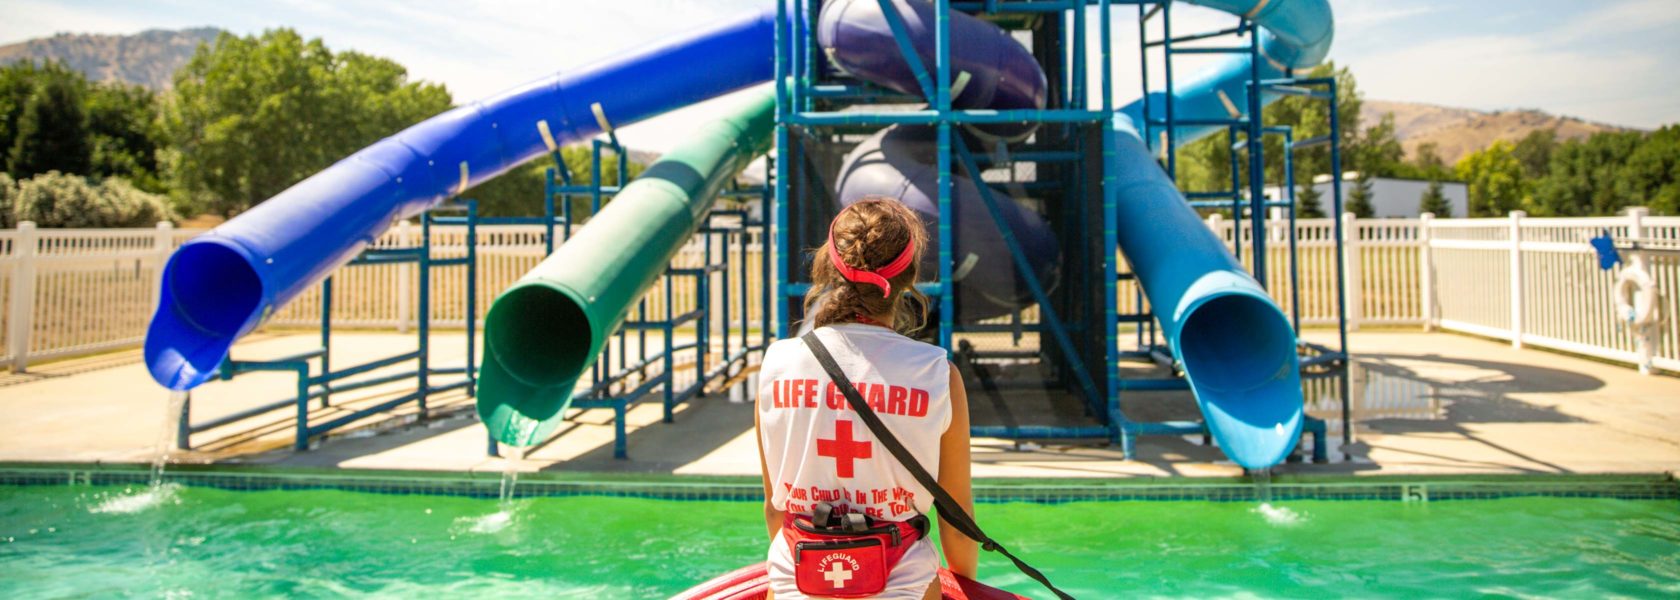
[0,329,1676,480]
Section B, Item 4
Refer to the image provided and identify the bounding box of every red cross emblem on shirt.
[816,420,872,478]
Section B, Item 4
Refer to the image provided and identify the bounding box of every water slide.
[1107,0,1332,468]
[477,87,775,445]
[144,0,1331,469]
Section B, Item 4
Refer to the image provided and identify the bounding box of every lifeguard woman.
[755,198,976,599]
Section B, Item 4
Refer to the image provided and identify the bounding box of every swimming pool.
[1,467,1676,598]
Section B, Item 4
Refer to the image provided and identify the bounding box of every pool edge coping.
[3,461,1675,503]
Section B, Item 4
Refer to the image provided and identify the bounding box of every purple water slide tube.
[819,0,1061,321]
[144,8,777,390]
[817,0,1047,141]
[835,125,1060,321]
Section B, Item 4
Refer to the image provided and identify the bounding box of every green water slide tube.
[477,85,776,446]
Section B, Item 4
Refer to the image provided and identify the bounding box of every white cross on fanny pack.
[824,562,853,587]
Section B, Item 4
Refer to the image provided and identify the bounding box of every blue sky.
[2,0,1676,152]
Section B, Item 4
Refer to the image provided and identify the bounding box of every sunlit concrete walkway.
[0,328,1676,479]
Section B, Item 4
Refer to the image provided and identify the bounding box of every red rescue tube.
[672,563,1027,600]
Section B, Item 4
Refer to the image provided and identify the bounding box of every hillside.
[1361,100,1633,165]
[0,27,221,90]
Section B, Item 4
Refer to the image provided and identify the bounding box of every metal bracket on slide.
[591,102,623,148]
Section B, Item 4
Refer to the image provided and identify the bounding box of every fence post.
[1418,213,1434,331]
[8,222,38,372]
[1508,210,1526,349]
[1341,212,1361,331]
[1626,206,1652,374]
[153,221,174,297]
[396,219,412,333]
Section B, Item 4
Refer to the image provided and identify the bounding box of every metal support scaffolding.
[771,0,1348,462]
[179,201,481,451]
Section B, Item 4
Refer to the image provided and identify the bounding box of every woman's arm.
[756,401,784,540]
[937,361,978,579]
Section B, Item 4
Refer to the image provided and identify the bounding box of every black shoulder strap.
[801,332,1075,600]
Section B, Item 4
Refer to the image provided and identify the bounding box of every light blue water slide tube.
[144,9,777,391]
[1108,0,1333,468]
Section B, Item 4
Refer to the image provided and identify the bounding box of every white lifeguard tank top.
[757,323,952,521]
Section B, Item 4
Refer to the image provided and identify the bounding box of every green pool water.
[1,483,1676,598]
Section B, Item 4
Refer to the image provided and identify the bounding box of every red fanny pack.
[782,502,929,598]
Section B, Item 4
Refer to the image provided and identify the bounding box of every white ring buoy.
[1613,266,1660,327]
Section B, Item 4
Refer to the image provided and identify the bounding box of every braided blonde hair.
[803,197,930,334]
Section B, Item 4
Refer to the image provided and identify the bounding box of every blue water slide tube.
[144,9,778,391]
[1107,0,1333,468]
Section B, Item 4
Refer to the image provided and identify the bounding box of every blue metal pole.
[417,212,431,417]
[1284,131,1302,333]
[1162,2,1176,176]
[466,199,479,396]
[1246,18,1267,288]
[293,363,310,450]
[774,1,790,339]
[1072,0,1086,110]
[793,0,807,112]
[319,275,331,408]
[936,0,954,353]
[762,156,773,346]
[1328,77,1351,446]
[544,169,558,255]
[1137,4,1150,147]
[1101,0,1118,439]
[591,139,604,214]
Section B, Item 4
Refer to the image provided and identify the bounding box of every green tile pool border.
[2,463,1675,504]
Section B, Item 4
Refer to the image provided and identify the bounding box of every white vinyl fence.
[2,209,1676,374]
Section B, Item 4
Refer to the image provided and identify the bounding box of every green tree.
[1350,113,1405,177]
[85,82,165,192]
[1295,180,1325,218]
[1529,131,1643,216]
[7,71,91,178]
[1345,171,1375,217]
[164,29,451,217]
[1418,178,1451,217]
[1613,125,1680,216]
[1512,129,1557,180]
[1456,140,1527,216]
[1407,141,1450,181]
[1,61,169,194]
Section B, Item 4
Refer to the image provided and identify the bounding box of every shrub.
[0,172,15,228]
[13,171,171,228]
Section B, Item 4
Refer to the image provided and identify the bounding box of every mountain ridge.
[0,27,222,90]
[1360,99,1637,166]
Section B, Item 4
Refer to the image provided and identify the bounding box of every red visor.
[827,209,916,298]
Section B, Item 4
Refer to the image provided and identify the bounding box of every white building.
[1305,172,1469,219]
